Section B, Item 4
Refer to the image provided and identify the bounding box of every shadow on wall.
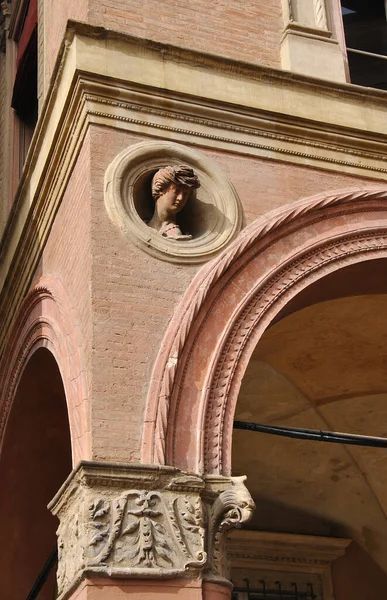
[332,541,387,599]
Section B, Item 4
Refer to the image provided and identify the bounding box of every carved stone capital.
[49,463,254,599]
[50,462,207,598]
[0,2,11,52]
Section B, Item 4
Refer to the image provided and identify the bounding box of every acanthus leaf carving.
[170,495,207,568]
[50,464,256,597]
[86,490,177,569]
[120,491,173,568]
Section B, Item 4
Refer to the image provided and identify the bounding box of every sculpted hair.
[151,165,200,201]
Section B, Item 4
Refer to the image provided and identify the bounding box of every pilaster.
[280,0,347,81]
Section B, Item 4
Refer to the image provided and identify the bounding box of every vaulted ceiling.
[233,293,387,574]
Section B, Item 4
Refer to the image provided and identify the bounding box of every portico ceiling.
[233,294,387,573]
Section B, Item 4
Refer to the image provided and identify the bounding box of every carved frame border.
[104,140,243,264]
[142,188,387,474]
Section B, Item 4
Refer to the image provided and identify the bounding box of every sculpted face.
[149,165,200,240]
[157,183,191,216]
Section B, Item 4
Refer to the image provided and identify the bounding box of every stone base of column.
[202,580,232,600]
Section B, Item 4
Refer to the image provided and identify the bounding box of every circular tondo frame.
[104,141,243,264]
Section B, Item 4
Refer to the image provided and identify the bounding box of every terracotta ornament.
[148,165,200,240]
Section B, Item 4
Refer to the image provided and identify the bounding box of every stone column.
[49,462,255,600]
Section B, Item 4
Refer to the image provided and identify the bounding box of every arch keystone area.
[142,187,387,474]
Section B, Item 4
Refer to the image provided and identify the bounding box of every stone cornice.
[228,530,350,600]
[228,530,350,566]
[1,23,387,353]
[84,79,387,173]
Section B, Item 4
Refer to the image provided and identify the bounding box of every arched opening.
[144,187,387,472]
[232,260,387,599]
[0,348,72,600]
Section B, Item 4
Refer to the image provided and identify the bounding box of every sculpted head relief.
[148,165,200,240]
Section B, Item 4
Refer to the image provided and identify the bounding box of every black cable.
[233,421,387,448]
[26,547,58,600]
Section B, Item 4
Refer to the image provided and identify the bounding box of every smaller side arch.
[0,275,90,465]
[142,187,387,474]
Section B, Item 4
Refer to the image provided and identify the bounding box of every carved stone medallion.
[104,141,243,264]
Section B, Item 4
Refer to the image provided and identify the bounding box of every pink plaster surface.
[68,578,203,599]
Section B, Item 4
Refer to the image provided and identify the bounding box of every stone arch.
[142,187,387,475]
[0,275,90,465]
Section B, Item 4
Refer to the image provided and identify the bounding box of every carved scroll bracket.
[204,475,255,583]
[49,462,255,599]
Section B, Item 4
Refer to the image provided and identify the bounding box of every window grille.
[232,579,317,600]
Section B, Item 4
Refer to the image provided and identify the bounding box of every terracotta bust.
[148,165,200,240]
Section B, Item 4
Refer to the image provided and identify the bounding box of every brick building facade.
[1,1,387,599]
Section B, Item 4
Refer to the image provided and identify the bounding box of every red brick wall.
[42,0,87,87]
[202,148,383,225]
[29,123,383,465]
[86,126,382,463]
[89,128,198,462]
[42,0,283,101]
[36,131,93,401]
[87,0,283,69]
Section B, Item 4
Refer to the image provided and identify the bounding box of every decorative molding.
[282,21,333,41]
[203,230,387,473]
[228,531,350,600]
[143,188,387,467]
[49,462,254,599]
[2,24,387,356]
[104,140,242,264]
[228,530,350,565]
[87,92,387,175]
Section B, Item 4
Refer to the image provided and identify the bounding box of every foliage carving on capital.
[87,491,175,568]
[50,464,255,598]
[50,463,208,598]
[85,489,207,571]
